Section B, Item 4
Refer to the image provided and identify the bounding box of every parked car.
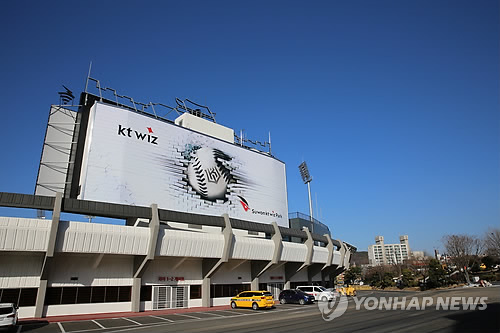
[0,303,18,328]
[230,291,274,310]
[296,286,336,301]
[278,289,314,305]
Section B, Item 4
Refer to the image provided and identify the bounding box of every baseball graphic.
[187,147,232,201]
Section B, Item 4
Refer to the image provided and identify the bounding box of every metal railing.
[288,211,329,231]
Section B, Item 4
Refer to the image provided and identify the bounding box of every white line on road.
[121,317,142,325]
[57,322,66,333]
[92,320,106,329]
[16,325,22,333]
[174,313,204,320]
[149,315,174,322]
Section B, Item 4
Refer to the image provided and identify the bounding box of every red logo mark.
[147,127,153,133]
[238,196,250,212]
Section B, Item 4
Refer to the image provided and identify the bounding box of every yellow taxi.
[230,290,274,310]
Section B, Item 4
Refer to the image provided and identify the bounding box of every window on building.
[0,288,37,307]
[210,284,250,298]
[140,286,152,302]
[44,286,132,305]
[190,285,201,299]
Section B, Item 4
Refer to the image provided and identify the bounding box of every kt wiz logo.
[117,125,158,145]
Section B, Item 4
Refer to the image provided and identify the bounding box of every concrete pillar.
[131,277,142,312]
[34,280,47,318]
[202,277,211,307]
[200,214,234,308]
[131,204,160,312]
[251,276,260,291]
[34,192,63,318]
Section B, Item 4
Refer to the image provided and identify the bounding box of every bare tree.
[442,234,482,284]
[484,227,500,258]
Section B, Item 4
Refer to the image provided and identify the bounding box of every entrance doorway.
[152,286,188,310]
[267,283,284,300]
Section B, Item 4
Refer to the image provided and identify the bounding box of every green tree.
[400,268,416,288]
[344,266,362,285]
[427,259,447,288]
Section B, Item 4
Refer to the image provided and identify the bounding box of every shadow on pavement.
[446,303,500,333]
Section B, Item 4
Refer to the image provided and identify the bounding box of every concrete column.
[131,278,142,312]
[251,276,259,291]
[131,204,160,312]
[34,192,63,318]
[201,214,234,308]
[202,277,211,307]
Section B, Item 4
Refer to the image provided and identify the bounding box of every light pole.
[298,162,314,232]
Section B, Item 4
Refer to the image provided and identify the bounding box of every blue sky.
[0,0,498,254]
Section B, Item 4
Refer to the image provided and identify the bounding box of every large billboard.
[78,102,289,227]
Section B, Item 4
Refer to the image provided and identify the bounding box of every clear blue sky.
[1,0,498,254]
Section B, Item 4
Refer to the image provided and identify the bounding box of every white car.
[296,286,335,302]
[0,303,18,328]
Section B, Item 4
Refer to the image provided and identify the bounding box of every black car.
[278,289,315,305]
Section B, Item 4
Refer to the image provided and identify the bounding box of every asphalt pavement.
[7,286,499,333]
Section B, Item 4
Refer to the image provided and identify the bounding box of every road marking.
[149,315,174,322]
[174,313,203,320]
[92,320,106,329]
[57,322,66,333]
[203,312,225,317]
[121,317,142,325]
[16,325,22,333]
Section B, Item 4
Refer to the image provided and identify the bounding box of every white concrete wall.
[311,246,329,263]
[281,242,307,262]
[232,236,273,260]
[157,227,224,258]
[259,265,285,284]
[0,217,50,252]
[17,306,36,319]
[211,261,251,284]
[142,258,202,285]
[48,254,133,286]
[45,302,132,317]
[290,268,308,282]
[332,250,341,266]
[0,253,44,288]
[56,221,149,255]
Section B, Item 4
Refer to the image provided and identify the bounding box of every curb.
[19,304,233,323]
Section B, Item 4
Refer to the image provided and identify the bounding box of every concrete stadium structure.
[0,79,355,319]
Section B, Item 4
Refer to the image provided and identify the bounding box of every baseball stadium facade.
[0,78,355,319]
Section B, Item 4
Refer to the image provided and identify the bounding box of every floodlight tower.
[298,162,314,224]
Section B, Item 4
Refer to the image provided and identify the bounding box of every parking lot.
[6,287,500,333]
[11,303,312,333]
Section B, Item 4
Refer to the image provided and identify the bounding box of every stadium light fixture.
[298,162,314,225]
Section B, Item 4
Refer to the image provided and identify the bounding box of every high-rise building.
[368,235,410,265]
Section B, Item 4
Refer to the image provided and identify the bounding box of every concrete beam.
[229,260,248,271]
[322,234,334,270]
[92,253,105,269]
[297,226,313,272]
[307,264,323,284]
[172,257,188,271]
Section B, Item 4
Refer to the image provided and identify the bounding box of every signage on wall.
[270,276,283,280]
[158,276,185,282]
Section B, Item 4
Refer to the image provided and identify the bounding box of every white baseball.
[187,147,228,201]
